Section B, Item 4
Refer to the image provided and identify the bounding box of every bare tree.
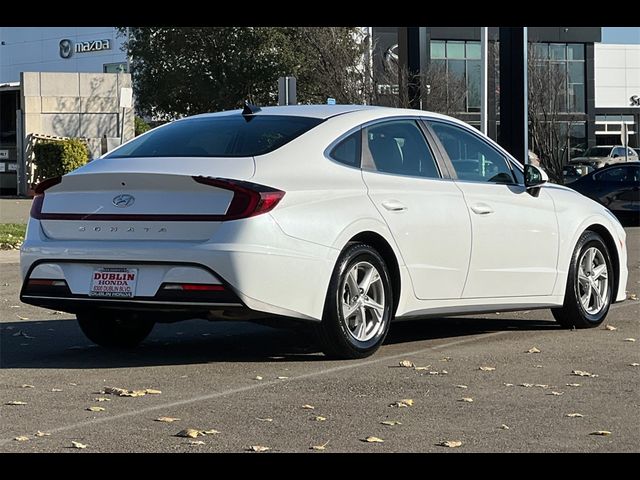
[527,44,575,182]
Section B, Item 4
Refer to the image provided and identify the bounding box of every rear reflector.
[193,176,285,220]
[27,279,67,287]
[162,283,225,291]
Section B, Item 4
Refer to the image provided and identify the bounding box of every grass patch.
[0,223,26,250]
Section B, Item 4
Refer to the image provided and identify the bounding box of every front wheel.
[552,231,614,328]
[77,311,155,348]
[315,243,393,359]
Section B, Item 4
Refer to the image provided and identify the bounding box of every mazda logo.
[113,194,135,208]
[59,39,73,59]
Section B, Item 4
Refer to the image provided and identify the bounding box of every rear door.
[361,119,471,300]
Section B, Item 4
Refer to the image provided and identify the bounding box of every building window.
[430,40,481,113]
[103,62,128,74]
[531,43,585,113]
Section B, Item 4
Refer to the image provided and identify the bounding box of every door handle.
[381,200,407,212]
[470,203,494,215]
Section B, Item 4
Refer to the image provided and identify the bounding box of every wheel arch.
[584,223,620,301]
[348,231,401,315]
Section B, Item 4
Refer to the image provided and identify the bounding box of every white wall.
[0,27,127,83]
[595,43,640,108]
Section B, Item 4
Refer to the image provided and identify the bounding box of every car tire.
[77,311,155,348]
[316,242,393,359]
[552,231,614,329]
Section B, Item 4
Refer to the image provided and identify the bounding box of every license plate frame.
[90,267,138,298]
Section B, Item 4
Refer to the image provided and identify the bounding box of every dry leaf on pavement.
[144,389,162,395]
[479,366,495,371]
[14,436,29,442]
[5,401,27,405]
[526,347,541,354]
[459,397,474,403]
[390,399,414,408]
[176,429,202,438]
[571,370,598,377]
[94,397,110,402]
[155,417,180,423]
[566,383,581,387]
[589,431,612,436]
[189,440,205,446]
[256,418,273,422]
[630,363,640,367]
[500,424,510,430]
[255,376,263,380]
[437,440,462,448]
[398,360,415,368]
[314,416,327,422]
[71,441,87,449]
[413,366,431,371]
[455,385,468,389]
[248,445,270,452]
[363,436,384,443]
[20,384,35,389]
[381,421,402,426]
[547,391,564,396]
[604,324,617,331]
[202,429,220,435]
[35,431,50,437]
[565,413,584,418]
[623,338,636,342]
[627,293,638,300]
[310,441,329,451]
[301,404,315,410]
[51,388,62,392]
[520,383,534,388]
[86,406,105,412]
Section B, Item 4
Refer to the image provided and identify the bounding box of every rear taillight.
[193,176,285,220]
[30,176,62,219]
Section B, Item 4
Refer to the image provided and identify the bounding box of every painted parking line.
[0,331,507,446]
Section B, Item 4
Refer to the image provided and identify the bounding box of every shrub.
[34,139,89,181]
[135,116,151,136]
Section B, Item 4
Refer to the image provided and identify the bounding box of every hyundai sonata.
[20,105,628,358]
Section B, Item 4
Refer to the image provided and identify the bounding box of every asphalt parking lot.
[0,227,638,453]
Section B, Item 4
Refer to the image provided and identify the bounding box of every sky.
[601,27,640,44]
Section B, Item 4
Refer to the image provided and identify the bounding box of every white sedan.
[20,105,628,358]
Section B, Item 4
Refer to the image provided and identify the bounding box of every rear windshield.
[106,115,323,158]
[583,147,611,157]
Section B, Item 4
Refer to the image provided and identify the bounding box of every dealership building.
[0,26,638,196]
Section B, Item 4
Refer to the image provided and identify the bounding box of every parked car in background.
[570,145,639,170]
[563,163,595,184]
[568,163,640,221]
[633,147,640,157]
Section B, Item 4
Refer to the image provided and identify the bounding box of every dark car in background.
[568,163,640,222]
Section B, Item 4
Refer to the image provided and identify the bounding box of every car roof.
[188,104,458,122]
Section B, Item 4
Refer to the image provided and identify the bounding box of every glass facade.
[430,40,481,113]
[532,43,585,113]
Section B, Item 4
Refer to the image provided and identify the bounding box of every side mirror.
[525,164,549,189]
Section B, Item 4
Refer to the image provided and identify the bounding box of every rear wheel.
[316,243,393,359]
[552,231,614,328]
[77,311,155,348]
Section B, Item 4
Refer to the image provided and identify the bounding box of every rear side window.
[106,115,323,158]
[329,130,361,167]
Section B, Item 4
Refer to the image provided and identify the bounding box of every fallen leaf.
[566,383,581,387]
[302,404,315,410]
[381,421,402,426]
[455,385,468,389]
[589,431,612,436]
[254,376,263,381]
[571,370,598,377]
[20,384,35,388]
[547,391,564,396]
[104,386,147,397]
[604,324,617,331]
[534,384,550,389]
[5,401,27,405]
[16,315,29,320]
[623,338,636,342]
[69,383,77,386]
[71,441,87,449]
[441,356,452,362]
[479,366,495,371]
[363,436,384,443]
[500,424,510,430]
[256,418,273,422]
[94,397,110,402]
[630,363,640,367]
[189,440,206,446]
[627,293,638,300]
[314,416,327,422]
[504,383,514,387]
[276,376,289,380]
[202,429,220,435]
[534,365,544,368]
[398,360,415,368]
[248,445,270,452]
[459,397,474,403]
[390,399,414,408]
[144,389,162,395]
[35,431,51,437]
[526,347,541,354]
[14,436,30,442]
[86,406,105,412]
[176,429,202,438]
[520,383,534,388]
[437,440,462,448]
[310,441,329,451]
[413,366,432,371]
[566,413,584,418]
[51,388,62,392]
[155,417,180,423]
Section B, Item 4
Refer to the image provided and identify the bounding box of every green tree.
[120,27,367,119]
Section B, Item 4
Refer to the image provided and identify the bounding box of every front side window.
[365,120,440,179]
[329,130,361,167]
[596,166,637,182]
[429,121,515,184]
[611,147,626,158]
[106,115,323,158]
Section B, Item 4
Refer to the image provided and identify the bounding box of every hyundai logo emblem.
[113,194,135,208]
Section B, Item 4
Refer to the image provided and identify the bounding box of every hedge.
[34,139,89,181]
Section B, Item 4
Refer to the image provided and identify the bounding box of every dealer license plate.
[90,267,138,298]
